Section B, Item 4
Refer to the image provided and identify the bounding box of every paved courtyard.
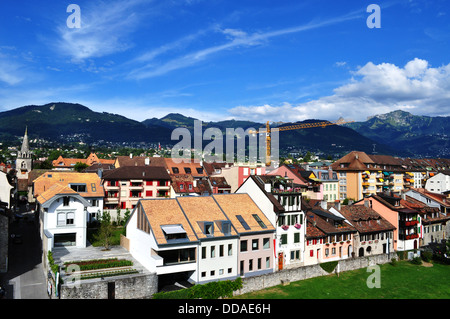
[51,244,150,274]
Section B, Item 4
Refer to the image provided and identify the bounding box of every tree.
[95,211,114,250]
[73,161,89,172]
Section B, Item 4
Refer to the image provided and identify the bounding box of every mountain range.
[0,102,448,158]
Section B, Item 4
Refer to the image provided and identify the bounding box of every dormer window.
[161,225,188,241]
[205,222,213,236]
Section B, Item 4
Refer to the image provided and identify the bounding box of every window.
[240,240,248,252]
[294,233,300,243]
[196,168,203,174]
[281,234,287,245]
[266,257,270,268]
[57,212,74,226]
[202,247,207,259]
[184,167,191,174]
[263,238,270,249]
[63,197,70,206]
[211,246,216,258]
[258,258,262,270]
[249,259,253,271]
[228,244,233,256]
[252,214,267,229]
[236,215,250,230]
[252,239,259,251]
[201,272,206,277]
[210,270,215,276]
[91,183,96,192]
[222,221,231,235]
[203,222,214,236]
[70,184,86,192]
[219,245,224,257]
[172,167,179,173]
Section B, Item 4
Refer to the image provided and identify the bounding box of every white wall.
[0,172,13,208]
[425,173,450,194]
[196,238,239,283]
[45,196,87,248]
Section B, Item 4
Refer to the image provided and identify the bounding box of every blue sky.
[0,0,449,123]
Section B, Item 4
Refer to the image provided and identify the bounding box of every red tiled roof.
[340,205,396,234]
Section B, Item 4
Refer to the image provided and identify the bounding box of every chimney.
[129,153,133,159]
[145,157,150,166]
[193,180,197,187]
[334,201,341,211]
[364,199,370,208]
[320,200,327,210]
[265,183,271,193]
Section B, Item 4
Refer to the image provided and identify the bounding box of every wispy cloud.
[55,0,149,62]
[127,10,363,80]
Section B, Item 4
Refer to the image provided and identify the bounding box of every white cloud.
[228,58,450,122]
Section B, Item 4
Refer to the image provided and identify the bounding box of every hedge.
[63,258,133,271]
[152,277,243,299]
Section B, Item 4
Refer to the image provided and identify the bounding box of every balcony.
[399,233,419,240]
[402,220,419,227]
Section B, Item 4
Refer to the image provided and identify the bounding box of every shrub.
[47,251,59,275]
[410,257,422,265]
[390,258,398,267]
[319,261,338,273]
[153,277,243,299]
[421,251,433,262]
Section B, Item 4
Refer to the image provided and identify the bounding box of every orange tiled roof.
[213,193,275,234]
[164,158,207,176]
[33,171,104,198]
[176,196,237,239]
[140,199,198,245]
[36,183,78,205]
[52,153,115,168]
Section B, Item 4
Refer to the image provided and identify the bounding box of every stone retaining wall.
[59,272,158,299]
[234,252,397,296]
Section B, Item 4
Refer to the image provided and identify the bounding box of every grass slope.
[235,261,450,299]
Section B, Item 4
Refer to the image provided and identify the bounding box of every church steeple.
[16,126,33,177]
[20,126,30,155]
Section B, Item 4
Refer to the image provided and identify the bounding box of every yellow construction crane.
[249,118,354,166]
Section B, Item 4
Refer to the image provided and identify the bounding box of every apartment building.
[102,166,171,210]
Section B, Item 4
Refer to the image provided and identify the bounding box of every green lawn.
[87,227,124,247]
[235,261,450,299]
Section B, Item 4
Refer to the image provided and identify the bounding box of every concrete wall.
[233,252,397,296]
[60,272,158,299]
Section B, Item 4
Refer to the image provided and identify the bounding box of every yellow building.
[331,152,405,202]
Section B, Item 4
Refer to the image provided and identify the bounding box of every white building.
[125,194,275,285]
[37,184,92,250]
[425,172,450,194]
[236,175,305,270]
[0,171,13,208]
[33,172,104,250]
